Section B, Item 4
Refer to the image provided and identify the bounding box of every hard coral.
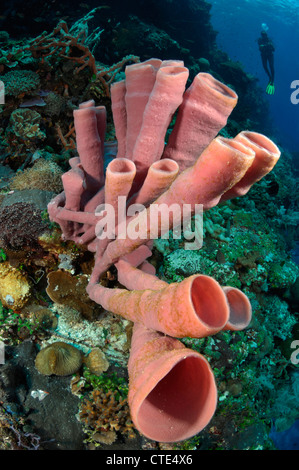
[6,108,45,142]
[43,92,67,117]
[10,159,63,193]
[84,348,109,376]
[0,202,46,250]
[26,305,58,330]
[0,261,32,309]
[1,70,40,97]
[35,341,83,376]
[46,270,103,321]
[79,388,135,445]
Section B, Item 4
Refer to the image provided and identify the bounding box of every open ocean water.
[209,0,299,154]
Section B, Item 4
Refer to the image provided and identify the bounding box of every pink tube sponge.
[130,64,189,184]
[115,260,252,332]
[128,322,217,443]
[89,136,256,281]
[222,286,252,331]
[162,73,238,171]
[128,158,179,207]
[220,131,281,202]
[124,62,160,159]
[73,104,104,192]
[46,58,282,443]
[88,273,229,338]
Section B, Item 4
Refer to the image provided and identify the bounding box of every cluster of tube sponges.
[48,58,280,443]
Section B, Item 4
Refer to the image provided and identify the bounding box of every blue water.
[208,0,299,153]
[270,420,299,450]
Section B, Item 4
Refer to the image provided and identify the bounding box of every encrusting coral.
[47,58,280,442]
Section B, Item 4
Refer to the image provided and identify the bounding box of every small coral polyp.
[48,58,280,442]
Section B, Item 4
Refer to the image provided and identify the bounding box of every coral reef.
[4,108,46,164]
[43,92,67,118]
[21,19,139,98]
[28,305,58,331]
[0,340,85,449]
[0,403,42,450]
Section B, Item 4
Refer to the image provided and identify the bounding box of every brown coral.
[84,348,109,376]
[26,305,58,330]
[0,202,46,250]
[79,388,135,444]
[35,341,82,376]
[46,270,103,321]
[0,262,32,309]
[10,159,63,193]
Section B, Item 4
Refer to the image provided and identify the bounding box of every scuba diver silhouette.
[258,28,275,95]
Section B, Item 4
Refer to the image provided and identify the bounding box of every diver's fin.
[266,82,275,95]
